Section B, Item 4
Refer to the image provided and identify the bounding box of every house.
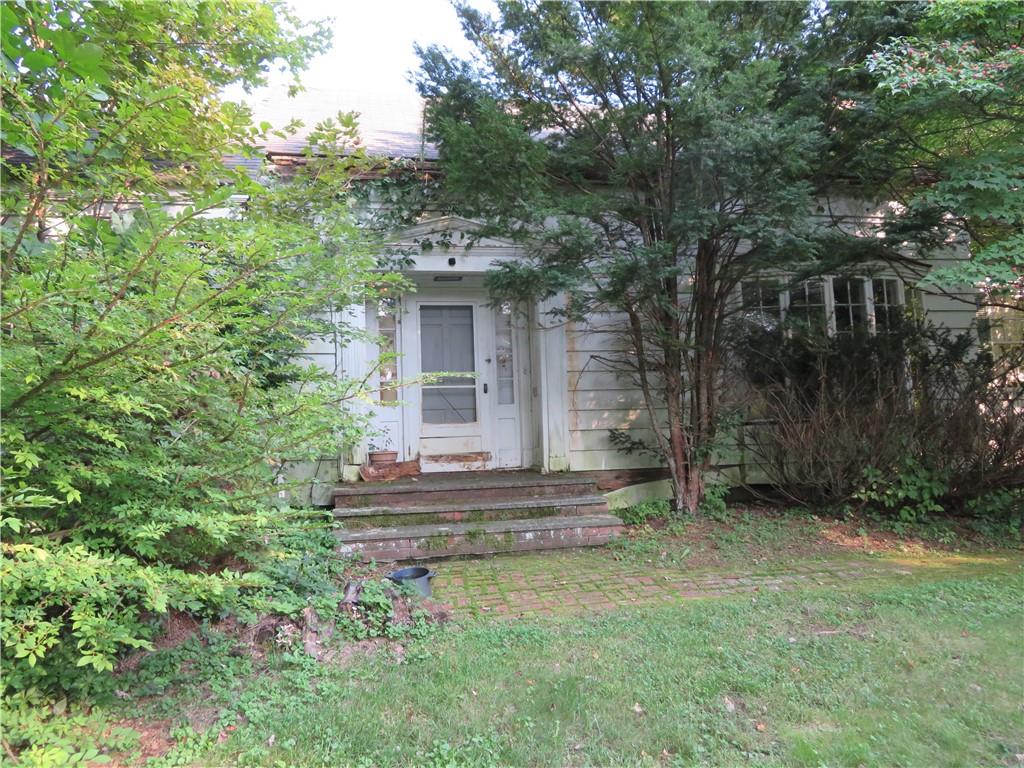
[249,89,986,559]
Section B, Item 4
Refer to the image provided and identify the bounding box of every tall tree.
[417,1,886,512]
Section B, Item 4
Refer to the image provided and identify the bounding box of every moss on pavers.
[432,548,1023,619]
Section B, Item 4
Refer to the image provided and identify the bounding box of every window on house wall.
[981,298,1024,361]
[740,276,904,337]
[740,279,782,328]
[871,278,903,332]
[831,278,868,334]
[787,279,828,334]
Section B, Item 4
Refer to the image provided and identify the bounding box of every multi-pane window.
[832,278,868,335]
[871,278,903,332]
[740,276,905,337]
[787,279,828,333]
[740,280,781,328]
[981,299,1024,362]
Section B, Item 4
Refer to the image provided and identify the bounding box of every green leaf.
[20,49,58,72]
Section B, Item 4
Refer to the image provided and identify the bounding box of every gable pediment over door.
[391,215,523,273]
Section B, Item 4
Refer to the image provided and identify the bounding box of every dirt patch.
[805,622,874,640]
[115,612,203,674]
[819,522,939,553]
[183,698,221,732]
[319,637,391,666]
[102,717,174,767]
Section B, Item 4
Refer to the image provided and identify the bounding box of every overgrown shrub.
[737,316,1024,518]
[0,1,399,699]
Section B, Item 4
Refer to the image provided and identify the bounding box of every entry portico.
[347,216,571,477]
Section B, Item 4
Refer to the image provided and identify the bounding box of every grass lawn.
[119,553,1023,768]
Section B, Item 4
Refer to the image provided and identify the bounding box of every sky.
[225,0,491,141]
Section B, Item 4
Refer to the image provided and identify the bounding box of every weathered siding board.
[569,370,653,392]
[569,407,666,432]
[287,308,345,493]
[896,244,978,334]
[296,309,344,374]
[570,389,650,410]
[569,450,660,471]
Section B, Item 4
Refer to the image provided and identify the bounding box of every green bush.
[697,483,730,521]
[617,499,671,526]
[0,1,399,700]
[2,689,139,768]
[738,315,1024,519]
[853,456,949,528]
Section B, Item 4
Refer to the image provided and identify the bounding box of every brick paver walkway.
[431,549,1012,618]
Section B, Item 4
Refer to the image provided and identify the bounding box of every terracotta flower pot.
[368,450,398,465]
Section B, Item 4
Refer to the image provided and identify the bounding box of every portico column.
[536,294,571,473]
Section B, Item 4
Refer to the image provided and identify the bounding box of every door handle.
[483,383,488,394]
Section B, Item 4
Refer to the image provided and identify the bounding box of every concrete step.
[333,471,598,509]
[334,494,609,529]
[335,514,624,561]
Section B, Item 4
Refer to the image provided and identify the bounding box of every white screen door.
[416,303,490,470]
[420,306,477,425]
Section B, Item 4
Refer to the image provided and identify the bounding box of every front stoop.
[335,514,624,561]
[332,471,624,561]
[334,494,610,529]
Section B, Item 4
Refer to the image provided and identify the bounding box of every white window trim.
[740,275,905,337]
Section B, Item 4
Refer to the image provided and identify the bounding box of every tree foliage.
[1,0,392,695]
[416,1,895,512]
[864,0,1023,296]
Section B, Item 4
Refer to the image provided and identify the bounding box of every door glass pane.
[420,305,477,424]
[377,309,398,402]
[495,302,515,405]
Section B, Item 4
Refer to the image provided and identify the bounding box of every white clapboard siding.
[900,244,978,334]
[296,310,343,374]
[567,313,663,471]
[568,370,653,392]
[294,353,338,374]
[918,290,978,334]
[290,309,345,489]
[568,330,634,353]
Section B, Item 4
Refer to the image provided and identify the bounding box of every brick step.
[334,514,624,561]
[333,494,609,529]
[333,471,598,509]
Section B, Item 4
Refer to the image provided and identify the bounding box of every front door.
[414,301,492,471]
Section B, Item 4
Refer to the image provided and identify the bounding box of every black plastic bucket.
[387,566,437,597]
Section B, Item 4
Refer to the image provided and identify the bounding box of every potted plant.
[367,438,398,465]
